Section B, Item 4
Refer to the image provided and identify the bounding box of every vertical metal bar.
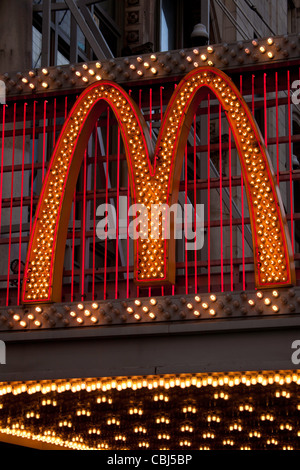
[115,129,120,300]
[251,74,255,115]
[185,145,188,295]
[53,98,57,148]
[275,71,279,186]
[92,124,97,300]
[81,150,87,301]
[193,115,197,294]
[30,101,37,233]
[126,174,130,299]
[70,13,78,64]
[6,102,17,306]
[240,76,245,290]
[71,190,76,303]
[288,69,294,253]
[229,128,233,291]
[207,94,211,293]
[42,100,48,182]
[149,87,152,137]
[264,73,267,147]
[17,103,27,305]
[0,104,6,236]
[104,108,109,300]
[219,104,223,292]
[41,0,51,67]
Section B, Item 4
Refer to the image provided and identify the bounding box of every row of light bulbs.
[3,34,299,96]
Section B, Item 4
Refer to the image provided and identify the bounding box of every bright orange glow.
[22,67,295,304]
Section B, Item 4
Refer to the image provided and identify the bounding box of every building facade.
[0,0,300,450]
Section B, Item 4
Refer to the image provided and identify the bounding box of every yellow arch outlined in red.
[22,67,295,303]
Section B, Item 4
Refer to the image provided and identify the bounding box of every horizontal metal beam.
[0,314,299,381]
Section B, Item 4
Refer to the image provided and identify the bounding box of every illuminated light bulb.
[142,306,149,313]
[151,67,157,74]
[200,54,207,61]
[150,54,157,61]
[195,295,201,302]
[91,316,98,323]
[137,70,143,76]
[144,62,150,69]
[134,314,141,320]
[95,62,102,68]
[248,299,255,306]
[29,83,36,89]
[207,46,214,53]
[264,298,271,305]
[186,303,193,310]
[91,302,99,309]
[244,48,251,55]
[202,302,208,310]
[82,63,88,70]
[210,294,217,302]
[42,68,49,75]
[130,64,136,70]
[267,52,274,58]
[27,314,34,320]
[193,48,199,55]
[82,76,88,82]
[70,311,76,317]
[84,309,91,317]
[209,309,216,316]
[150,298,157,306]
[149,312,156,319]
[186,56,192,62]
[272,305,279,312]
[13,314,20,321]
[207,60,214,66]
[272,290,279,298]
[256,292,263,299]
[267,37,274,45]
[77,303,84,310]
[20,321,27,328]
[134,300,142,306]
[75,71,82,77]
[41,82,48,88]
[127,307,134,314]
[88,69,95,75]
[193,310,200,317]
[259,46,266,53]
[252,39,258,46]
[76,317,83,324]
[22,77,29,84]
[95,75,102,80]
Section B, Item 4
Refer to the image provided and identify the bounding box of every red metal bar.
[193,115,197,294]
[0,104,6,236]
[288,69,294,252]
[264,73,267,146]
[42,100,47,181]
[104,107,109,300]
[81,150,87,301]
[275,72,280,186]
[219,104,223,292]
[149,87,152,137]
[252,74,255,115]
[185,145,188,295]
[229,128,233,291]
[71,191,76,302]
[240,75,245,290]
[126,174,130,299]
[17,102,27,305]
[92,124,97,300]
[207,94,211,293]
[115,128,120,299]
[6,102,17,305]
[53,98,57,148]
[29,101,37,233]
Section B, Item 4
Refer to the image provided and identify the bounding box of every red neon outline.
[22,68,294,303]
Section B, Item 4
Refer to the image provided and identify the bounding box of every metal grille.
[1,63,300,305]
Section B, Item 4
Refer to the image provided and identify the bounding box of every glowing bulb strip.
[22,67,295,304]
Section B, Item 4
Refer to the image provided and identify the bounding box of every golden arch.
[22,67,295,303]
